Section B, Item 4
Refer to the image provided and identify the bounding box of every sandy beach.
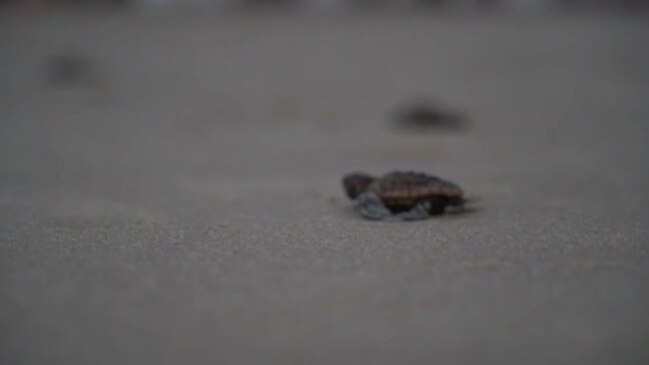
[1,9,648,364]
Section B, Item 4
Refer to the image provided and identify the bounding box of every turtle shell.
[374,171,464,212]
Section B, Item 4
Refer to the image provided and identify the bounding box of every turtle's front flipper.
[396,200,433,221]
[356,192,392,220]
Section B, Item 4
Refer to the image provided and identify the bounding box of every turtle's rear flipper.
[397,200,435,221]
[450,195,479,207]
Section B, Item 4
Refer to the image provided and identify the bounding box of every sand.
[1,9,648,364]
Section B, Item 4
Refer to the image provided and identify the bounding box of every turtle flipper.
[356,192,392,220]
[397,200,433,221]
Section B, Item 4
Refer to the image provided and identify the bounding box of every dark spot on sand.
[45,50,94,87]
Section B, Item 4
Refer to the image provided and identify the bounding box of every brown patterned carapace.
[343,171,466,220]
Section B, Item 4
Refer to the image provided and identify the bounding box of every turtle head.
[342,172,375,200]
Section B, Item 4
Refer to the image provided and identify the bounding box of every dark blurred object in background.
[45,50,95,87]
[392,100,468,132]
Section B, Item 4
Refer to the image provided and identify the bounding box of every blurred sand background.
[1,6,649,364]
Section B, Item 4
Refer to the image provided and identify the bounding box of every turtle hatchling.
[342,171,467,221]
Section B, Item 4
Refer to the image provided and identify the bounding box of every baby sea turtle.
[393,101,468,132]
[342,171,466,221]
